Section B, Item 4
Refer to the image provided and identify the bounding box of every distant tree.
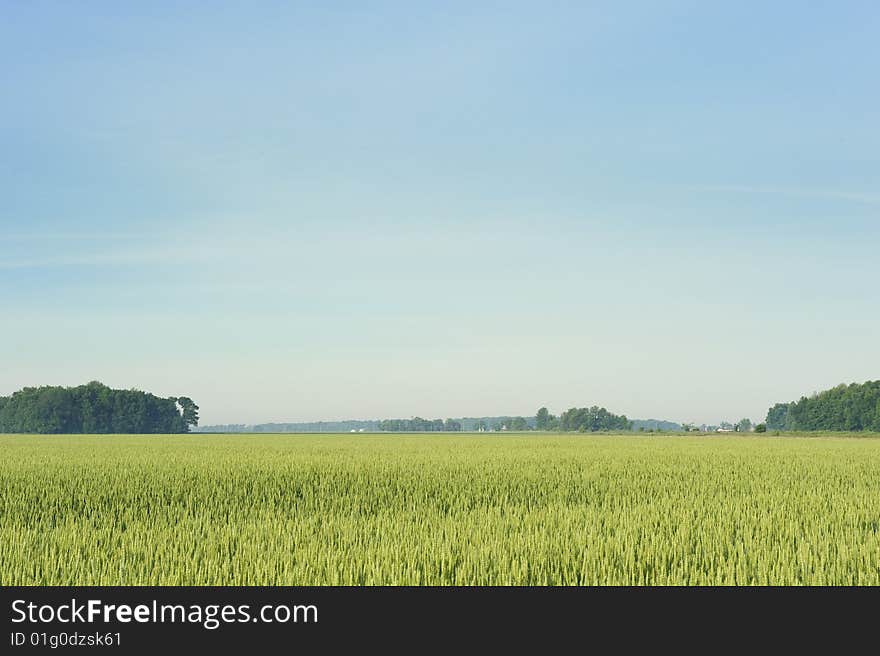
[558,406,631,432]
[735,418,752,433]
[765,403,792,430]
[536,407,551,430]
[754,423,767,433]
[444,418,462,432]
[509,417,528,431]
[175,397,200,430]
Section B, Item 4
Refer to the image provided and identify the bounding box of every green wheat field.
[2,433,880,585]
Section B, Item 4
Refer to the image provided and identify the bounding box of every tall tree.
[536,407,550,430]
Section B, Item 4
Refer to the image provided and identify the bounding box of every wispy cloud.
[0,232,154,243]
[0,245,225,271]
[681,184,880,206]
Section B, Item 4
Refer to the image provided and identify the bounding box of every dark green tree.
[765,403,791,430]
[509,417,529,431]
[0,382,198,434]
[765,381,880,432]
[175,397,200,430]
[558,406,631,432]
[536,407,551,430]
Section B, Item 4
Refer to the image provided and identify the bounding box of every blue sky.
[2,1,878,425]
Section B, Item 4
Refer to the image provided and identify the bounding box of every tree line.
[536,406,632,432]
[374,406,631,433]
[765,381,880,432]
[377,418,463,432]
[0,382,199,434]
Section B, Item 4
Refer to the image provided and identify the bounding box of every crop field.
[2,433,880,585]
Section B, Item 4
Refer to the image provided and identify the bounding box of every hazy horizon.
[3,2,878,426]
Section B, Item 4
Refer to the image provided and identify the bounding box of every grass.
[2,432,880,585]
